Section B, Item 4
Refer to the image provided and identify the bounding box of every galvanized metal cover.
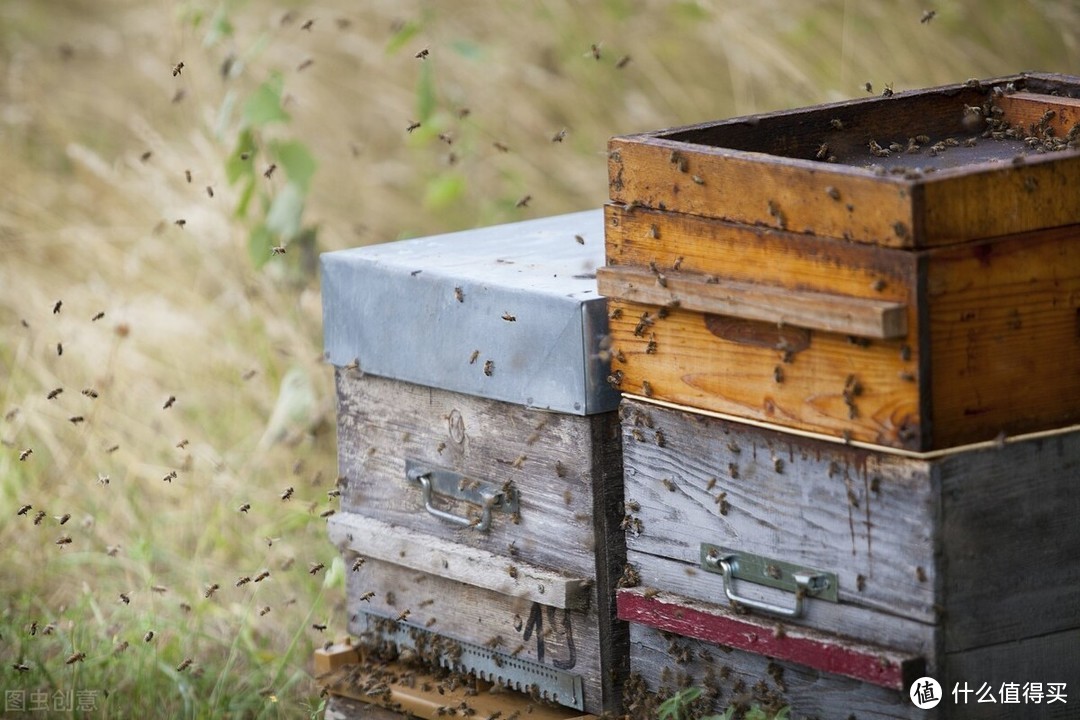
[321,209,617,415]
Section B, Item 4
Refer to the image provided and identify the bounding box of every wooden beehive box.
[320,210,627,715]
[599,72,1080,451]
[616,397,1080,719]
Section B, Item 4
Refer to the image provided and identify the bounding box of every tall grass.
[1,1,1077,717]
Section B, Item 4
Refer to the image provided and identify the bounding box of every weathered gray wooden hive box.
[321,210,627,715]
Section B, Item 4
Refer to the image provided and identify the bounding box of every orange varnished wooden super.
[602,204,1080,450]
[610,72,1080,249]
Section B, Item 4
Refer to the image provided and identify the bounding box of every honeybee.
[113,641,129,654]
[864,82,873,93]
[144,630,155,643]
[508,565,519,579]
[661,478,676,492]
[17,504,32,516]
[483,360,494,377]
[56,513,71,525]
[319,509,335,518]
[35,511,46,525]
[106,444,119,454]
[406,121,422,133]
[301,18,314,30]
[773,366,784,384]
[395,609,411,622]
[47,387,63,400]
[359,591,376,602]
[351,557,366,572]
[151,585,167,594]
[502,312,516,322]
[589,43,601,60]
[515,195,531,208]
[493,141,509,152]
[264,164,277,179]
[172,61,184,76]
[312,622,328,631]
[205,583,220,598]
[176,658,193,672]
[13,662,30,672]
[163,395,176,409]
[281,486,294,501]
[259,606,271,616]
[107,545,121,556]
[55,535,72,545]
[58,343,64,356]
[66,652,86,665]
[162,470,177,483]
[551,129,566,143]
[90,310,104,322]
[308,562,326,575]
[615,55,631,69]
[415,48,429,60]
[19,449,32,462]
[297,58,314,72]
[174,219,187,229]
[641,380,653,397]
[920,9,936,23]
[140,150,153,162]
[119,592,131,605]
[691,175,705,185]
[575,234,585,245]
[82,388,98,398]
[236,576,252,587]
[253,570,271,583]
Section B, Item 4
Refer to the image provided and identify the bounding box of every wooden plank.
[336,371,620,577]
[945,629,1080,720]
[596,265,908,339]
[345,558,617,715]
[926,225,1080,448]
[619,400,941,627]
[617,588,924,690]
[329,513,591,610]
[995,92,1080,142]
[937,430,1080,652]
[322,658,595,720]
[604,204,925,449]
[624,621,929,720]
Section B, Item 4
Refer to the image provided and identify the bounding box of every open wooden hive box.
[599,72,1080,451]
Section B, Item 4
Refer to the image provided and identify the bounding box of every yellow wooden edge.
[315,647,595,720]
[623,393,1080,460]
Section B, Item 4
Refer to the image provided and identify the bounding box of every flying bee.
[56,535,72,545]
[236,576,252,587]
[493,141,509,152]
[174,219,186,228]
[281,486,294,501]
[114,640,129,654]
[163,395,176,409]
[205,583,221,598]
[516,195,531,208]
[395,609,411,622]
[81,388,98,398]
[920,9,936,23]
[259,606,271,616]
[297,58,314,72]
[254,570,271,583]
[19,449,32,462]
[406,121,422,133]
[47,387,63,400]
[359,591,375,602]
[106,545,121,556]
[271,245,287,256]
[144,630,155,642]
[172,61,184,76]
[312,623,328,631]
[589,43,601,60]
[575,234,585,245]
[13,662,30,672]
[551,128,566,143]
[92,311,104,321]
[162,470,177,483]
[119,592,131,604]
[17,504,31,515]
[34,511,47,525]
[301,18,314,30]
[319,509,335,518]
[66,652,86,665]
[502,312,516,322]
[615,55,631,69]
[864,81,873,93]
[151,585,167,593]
[308,562,326,575]
[415,48,429,60]
[177,658,193,672]
[58,343,64,356]
[56,513,71,525]
[53,300,63,314]
[140,150,153,162]
[468,350,480,365]
[264,164,277,179]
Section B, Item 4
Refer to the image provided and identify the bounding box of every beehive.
[615,398,1080,719]
[599,72,1080,451]
[320,210,627,715]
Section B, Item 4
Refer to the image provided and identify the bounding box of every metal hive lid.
[321,209,617,415]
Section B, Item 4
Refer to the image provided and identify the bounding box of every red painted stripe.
[618,590,918,690]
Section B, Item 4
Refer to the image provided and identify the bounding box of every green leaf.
[242,73,289,128]
[265,182,305,241]
[269,140,317,193]
[450,39,484,60]
[416,60,436,124]
[385,20,420,55]
[248,224,274,269]
[234,175,256,218]
[423,172,465,211]
[225,128,256,184]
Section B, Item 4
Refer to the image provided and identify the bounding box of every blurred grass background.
[1,0,1077,717]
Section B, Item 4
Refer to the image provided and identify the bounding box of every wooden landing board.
[316,646,595,720]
